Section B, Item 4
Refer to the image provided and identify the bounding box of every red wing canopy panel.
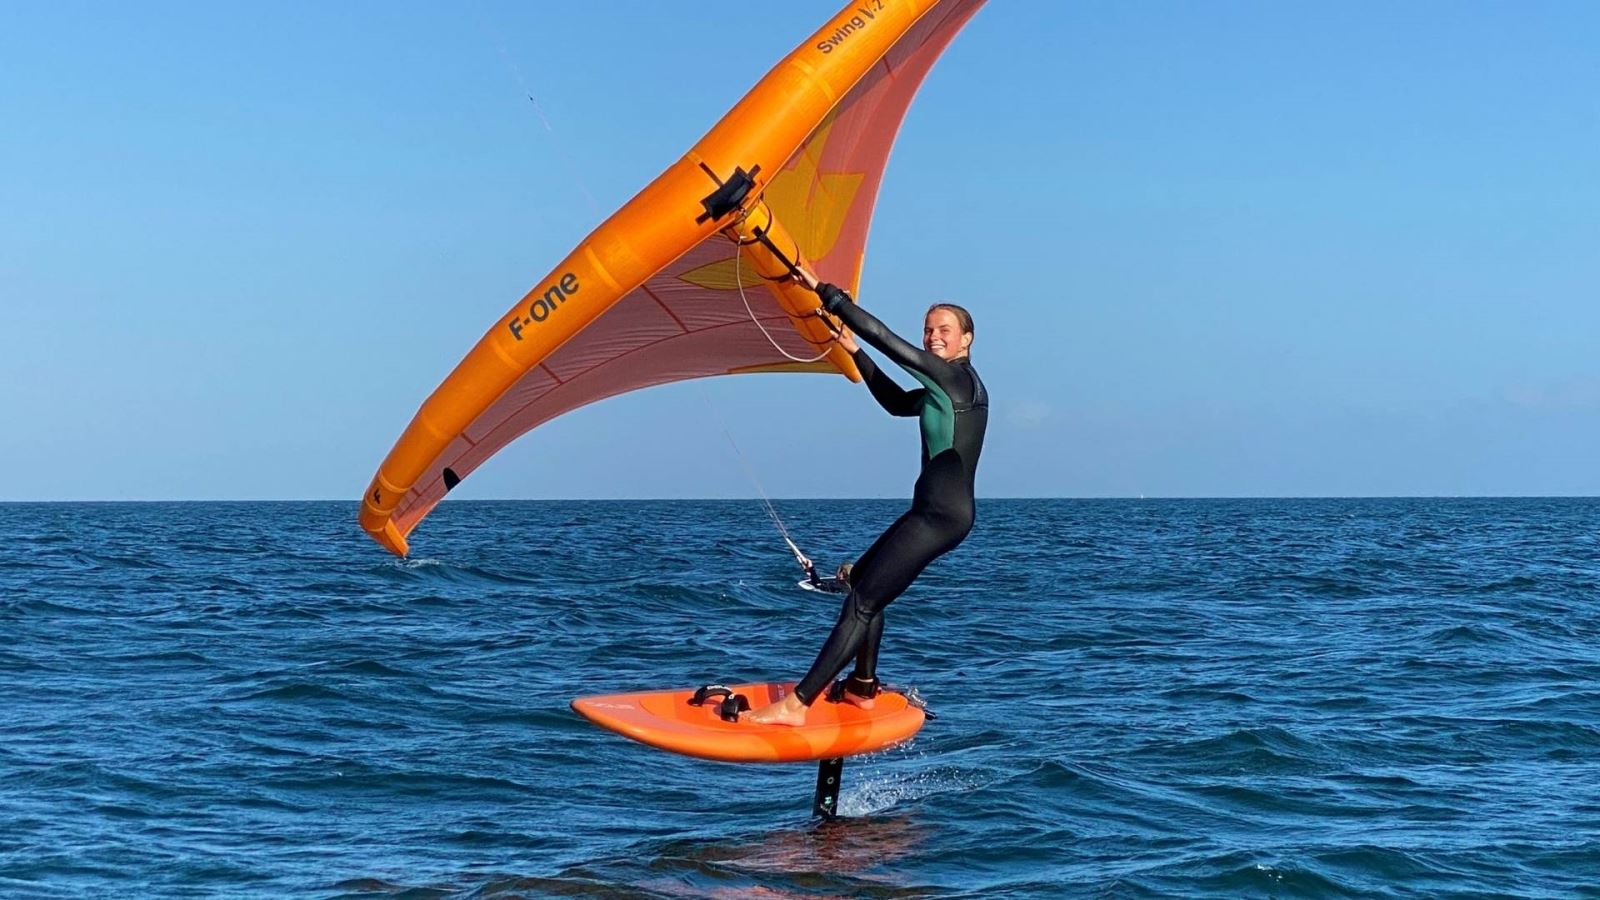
[388,240,825,536]
[769,0,985,289]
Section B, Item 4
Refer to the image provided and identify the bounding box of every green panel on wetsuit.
[908,370,955,458]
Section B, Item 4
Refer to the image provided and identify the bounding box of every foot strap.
[826,674,880,703]
[688,684,750,722]
[717,694,750,722]
[687,684,732,706]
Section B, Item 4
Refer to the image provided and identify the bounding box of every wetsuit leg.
[838,514,902,685]
[793,509,967,704]
[851,609,885,684]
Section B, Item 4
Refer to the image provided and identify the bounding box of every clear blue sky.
[3,1,1596,501]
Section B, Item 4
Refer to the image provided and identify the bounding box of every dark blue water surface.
[3,499,1599,898]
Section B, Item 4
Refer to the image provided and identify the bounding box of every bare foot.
[744,692,808,726]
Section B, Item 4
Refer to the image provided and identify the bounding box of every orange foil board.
[571,682,925,763]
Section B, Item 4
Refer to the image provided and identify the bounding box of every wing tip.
[359,511,410,558]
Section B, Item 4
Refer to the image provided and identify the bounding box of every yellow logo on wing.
[679,115,863,290]
[764,116,864,264]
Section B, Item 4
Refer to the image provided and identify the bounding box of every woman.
[748,282,988,726]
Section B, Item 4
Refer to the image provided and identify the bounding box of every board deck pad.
[571,682,925,763]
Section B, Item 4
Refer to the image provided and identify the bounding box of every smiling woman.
[746,282,988,726]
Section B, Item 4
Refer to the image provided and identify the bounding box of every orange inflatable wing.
[360,0,986,556]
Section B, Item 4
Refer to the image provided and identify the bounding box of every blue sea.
[3,498,1599,898]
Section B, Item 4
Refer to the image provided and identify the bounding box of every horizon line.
[2,495,1597,504]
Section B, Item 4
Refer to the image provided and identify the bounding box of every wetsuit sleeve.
[833,300,963,394]
[853,349,923,417]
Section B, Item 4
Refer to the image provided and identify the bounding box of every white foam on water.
[837,761,985,817]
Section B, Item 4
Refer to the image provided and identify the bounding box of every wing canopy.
[362,0,985,555]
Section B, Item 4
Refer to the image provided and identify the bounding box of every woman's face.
[923,308,971,360]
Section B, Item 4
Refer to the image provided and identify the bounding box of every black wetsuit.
[794,290,988,704]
